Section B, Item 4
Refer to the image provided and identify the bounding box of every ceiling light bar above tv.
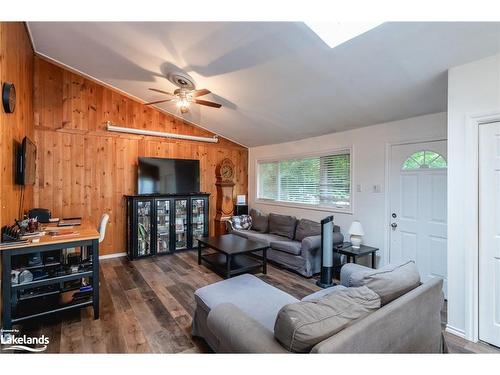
[106,121,219,143]
[305,22,383,48]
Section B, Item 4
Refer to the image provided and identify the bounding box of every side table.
[335,243,379,268]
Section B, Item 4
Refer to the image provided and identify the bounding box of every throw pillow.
[348,261,421,305]
[249,208,269,233]
[230,215,252,230]
[294,219,321,241]
[268,213,297,239]
[274,286,381,352]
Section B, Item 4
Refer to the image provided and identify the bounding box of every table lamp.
[316,215,337,288]
[349,221,364,249]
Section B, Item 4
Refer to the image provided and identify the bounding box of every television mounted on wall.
[138,157,200,195]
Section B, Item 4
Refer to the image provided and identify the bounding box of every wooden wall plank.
[0,22,34,229]
[33,57,248,255]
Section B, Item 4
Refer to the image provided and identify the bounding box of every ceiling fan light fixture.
[176,98,190,109]
[147,85,220,113]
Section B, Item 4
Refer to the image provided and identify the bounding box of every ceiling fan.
[145,87,222,114]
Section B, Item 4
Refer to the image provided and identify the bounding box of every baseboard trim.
[445,324,466,339]
[99,252,127,260]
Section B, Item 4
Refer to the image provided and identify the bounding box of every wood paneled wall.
[0,22,34,229]
[33,57,248,255]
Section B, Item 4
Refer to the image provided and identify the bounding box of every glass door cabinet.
[156,200,171,254]
[136,199,152,257]
[126,193,209,259]
[191,199,206,247]
[175,199,188,250]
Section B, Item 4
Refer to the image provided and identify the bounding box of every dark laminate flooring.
[14,252,500,354]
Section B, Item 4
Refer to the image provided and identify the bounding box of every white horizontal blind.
[257,150,351,210]
[258,162,279,199]
[319,153,350,208]
[279,157,319,204]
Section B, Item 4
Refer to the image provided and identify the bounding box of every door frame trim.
[384,137,447,267]
[463,110,500,343]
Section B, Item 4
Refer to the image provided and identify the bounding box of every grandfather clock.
[215,158,235,235]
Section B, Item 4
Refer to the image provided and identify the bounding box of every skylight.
[305,22,383,48]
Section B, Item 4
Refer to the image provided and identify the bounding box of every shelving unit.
[11,270,93,290]
[1,231,100,331]
[126,193,209,260]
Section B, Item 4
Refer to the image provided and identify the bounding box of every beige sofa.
[192,262,445,353]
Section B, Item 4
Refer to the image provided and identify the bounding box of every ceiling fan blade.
[192,89,211,97]
[148,88,174,96]
[194,99,222,108]
[144,99,175,105]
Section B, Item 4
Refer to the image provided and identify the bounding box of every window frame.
[401,150,447,171]
[255,147,354,214]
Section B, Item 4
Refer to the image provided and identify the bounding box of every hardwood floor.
[15,252,500,354]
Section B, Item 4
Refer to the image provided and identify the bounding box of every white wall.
[447,53,500,337]
[248,112,447,266]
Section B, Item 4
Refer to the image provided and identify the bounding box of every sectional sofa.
[226,209,344,277]
[192,261,445,353]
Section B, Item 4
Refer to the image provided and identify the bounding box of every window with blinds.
[257,150,351,210]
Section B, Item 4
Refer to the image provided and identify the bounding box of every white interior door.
[389,141,448,296]
[479,121,500,348]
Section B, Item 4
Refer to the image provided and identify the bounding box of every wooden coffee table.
[197,234,268,279]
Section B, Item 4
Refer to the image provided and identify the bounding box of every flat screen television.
[16,136,36,186]
[138,157,200,195]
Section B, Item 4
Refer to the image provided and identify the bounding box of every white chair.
[98,213,110,244]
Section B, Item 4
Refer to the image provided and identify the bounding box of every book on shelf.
[0,240,30,249]
[58,217,82,226]
[48,229,79,238]
[43,225,74,231]
[19,231,46,240]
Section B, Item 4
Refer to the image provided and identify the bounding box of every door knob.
[391,222,398,229]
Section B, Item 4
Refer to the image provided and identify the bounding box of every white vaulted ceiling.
[28,22,500,146]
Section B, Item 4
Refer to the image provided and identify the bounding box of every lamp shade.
[349,221,364,236]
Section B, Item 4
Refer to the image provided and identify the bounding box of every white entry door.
[479,122,500,347]
[389,141,448,296]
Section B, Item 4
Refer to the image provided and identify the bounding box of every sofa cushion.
[270,240,302,255]
[230,215,252,230]
[348,261,421,305]
[195,274,299,332]
[250,209,269,233]
[230,228,250,239]
[274,286,380,352]
[232,229,286,246]
[269,213,297,239]
[301,285,347,301]
[294,219,321,241]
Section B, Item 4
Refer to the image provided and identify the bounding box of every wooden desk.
[1,222,100,330]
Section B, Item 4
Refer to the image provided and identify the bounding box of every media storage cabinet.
[125,193,210,260]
